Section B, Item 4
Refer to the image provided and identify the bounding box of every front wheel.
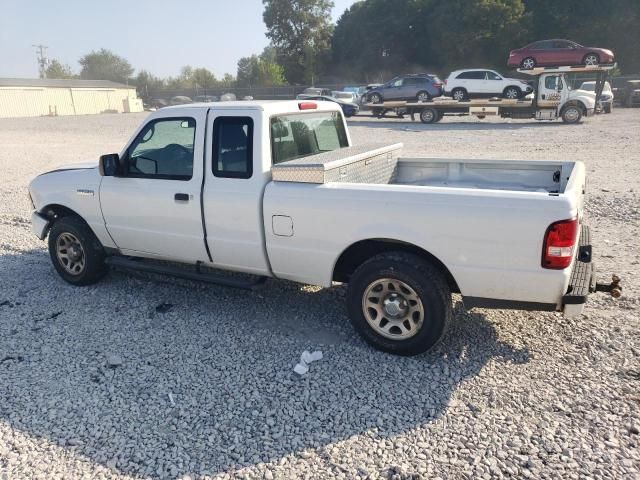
[346,252,452,356]
[604,103,612,114]
[503,86,520,99]
[583,53,600,66]
[48,216,107,285]
[561,105,583,124]
[521,57,536,70]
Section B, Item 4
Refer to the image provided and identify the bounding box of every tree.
[79,49,134,83]
[237,54,286,87]
[45,59,75,79]
[263,0,334,84]
[134,70,165,99]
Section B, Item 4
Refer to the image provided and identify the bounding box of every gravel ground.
[0,110,638,480]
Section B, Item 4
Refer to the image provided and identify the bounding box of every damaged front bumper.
[31,210,50,240]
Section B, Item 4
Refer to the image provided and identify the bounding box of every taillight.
[542,218,579,269]
[298,102,317,110]
[433,83,443,88]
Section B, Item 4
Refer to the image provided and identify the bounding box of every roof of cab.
[161,100,341,114]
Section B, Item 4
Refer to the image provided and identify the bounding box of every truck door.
[99,112,210,263]
[537,74,563,108]
[201,110,271,276]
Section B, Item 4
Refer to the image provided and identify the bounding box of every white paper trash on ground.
[294,350,323,375]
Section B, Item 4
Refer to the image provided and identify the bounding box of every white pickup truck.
[28,100,618,355]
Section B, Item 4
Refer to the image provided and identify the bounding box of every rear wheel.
[419,107,439,124]
[561,105,583,124]
[369,93,383,104]
[416,91,431,102]
[346,252,452,356]
[48,216,107,285]
[521,57,536,70]
[503,86,520,99]
[583,53,600,66]
[452,88,467,101]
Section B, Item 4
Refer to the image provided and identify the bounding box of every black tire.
[48,216,107,286]
[561,104,583,124]
[451,88,467,101]
[604,103,612,114]
[346,252,452,356]
[369,93,383,104]
[521,57,536,70]
[503,86,521,99]
[416,91,431,102]
[419,107,439,124]
[583,53,600,66]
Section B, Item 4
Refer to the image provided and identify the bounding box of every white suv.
[444,69,533,100]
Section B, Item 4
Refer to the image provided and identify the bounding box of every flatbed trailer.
[366,64,616,124]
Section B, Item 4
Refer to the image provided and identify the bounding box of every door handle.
[174,193,189,201]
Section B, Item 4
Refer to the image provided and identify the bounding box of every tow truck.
[368,64,615,124]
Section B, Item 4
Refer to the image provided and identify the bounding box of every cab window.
[212,117,253,179]
[127,118,195,180]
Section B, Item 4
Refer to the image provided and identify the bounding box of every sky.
[0,0,357,79]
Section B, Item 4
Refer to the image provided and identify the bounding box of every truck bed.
[272,143,574,194]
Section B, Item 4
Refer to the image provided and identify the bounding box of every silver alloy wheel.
[56,232,86,275]
[563,107,580,123]
[452,89,465,101]
[505,87,519,99]
[417,92,429,102]
[362,278,425,340]
[522,58,535,69]
[584,54,599,66]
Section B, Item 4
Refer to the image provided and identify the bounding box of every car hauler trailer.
[368,64,616,124]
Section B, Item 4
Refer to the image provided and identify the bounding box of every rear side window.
[271,111,348,165]
[212,117,253,179]
[457,71,485,80]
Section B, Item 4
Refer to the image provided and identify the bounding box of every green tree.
[78,48,134,83]
[263,0,334,84]
[192,67,217,89]
[134,70,165,99]
[237,54,286,87]
[45,59,75,79]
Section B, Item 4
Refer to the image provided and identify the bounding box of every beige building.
[0,78,144,118]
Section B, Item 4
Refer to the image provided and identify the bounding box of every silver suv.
[366,74,444,103]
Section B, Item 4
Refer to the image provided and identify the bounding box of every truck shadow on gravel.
[0,249,530,478]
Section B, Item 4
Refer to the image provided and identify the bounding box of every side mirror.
[99,153,121,176]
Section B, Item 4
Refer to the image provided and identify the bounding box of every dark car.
[508,39,614,70]
[296,94,359,117]
[302,87,332,96]
[365,74,443,103]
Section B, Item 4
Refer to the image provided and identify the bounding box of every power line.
[32,44,49,78]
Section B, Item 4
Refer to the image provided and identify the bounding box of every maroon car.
[508,39,614,69]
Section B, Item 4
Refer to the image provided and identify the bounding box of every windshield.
[271,111,349,164]
[580,83,595,91]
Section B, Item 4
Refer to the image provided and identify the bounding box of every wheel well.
[332,239,460,293]
[41,204,82,222]
[503,85,520,93]
[562,100,587,114]
[583,52,599,61]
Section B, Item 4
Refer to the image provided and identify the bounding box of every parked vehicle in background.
[343,86,367,99]
[151,98,168,109]
[302,87,332,96]
[617,80,640,107]
[365,74,443,103]
[296,94,359,117]
[332,91,359,104]
[444,69,533,100]
[579,81,613,113]
[220,93,237,102]
[194,95,219,103]
[170,96,193,105]
[508,40,615,69]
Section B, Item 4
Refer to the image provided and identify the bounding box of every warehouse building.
[0,78,144,118]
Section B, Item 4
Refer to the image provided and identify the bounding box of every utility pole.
[32,44,49,78]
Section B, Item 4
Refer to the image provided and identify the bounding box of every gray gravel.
[1,110,639,479]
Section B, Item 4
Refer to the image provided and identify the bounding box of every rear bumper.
[562,224,595,316]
